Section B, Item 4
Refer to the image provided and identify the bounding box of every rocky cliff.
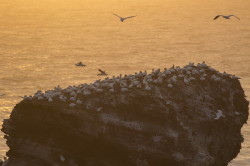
[2,62,249,166]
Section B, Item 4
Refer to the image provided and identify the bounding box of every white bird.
[214,110,225,120]
[48,97,53,102]
[167,83,173,88]
[83,90,91,95]
[60,155,66,162]
[76,100,83,104]
[2,157,8,166]
[37,96,44,100]
[109,88,115,92]
[121,87,129,92]
[113,13,136,22]
[214,15,240,20]
[144,85,151,91]
[69,103,76,107]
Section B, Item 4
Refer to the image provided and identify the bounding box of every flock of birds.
[110,13,240,22]
[0,13,241,101]
[75,62,108,76]
[72,13,241,85]
[74,13,241,75]
[1,13,241,102]
[0,12,242,164]
[22,62,240,110]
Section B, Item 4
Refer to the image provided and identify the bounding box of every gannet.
[97,107,103,112]
[165,70,172,75]
[2,157,8,166]
[48,97,53,102]
[69,103,76,107]
[96,89,104,92]
[70,96,76,101]
[136,84,142,88]
[98,69,108,76]
[20,95,32,100]
[76,100,83,104]
[38,96,44,100]
[200,77,206,81]
[178,74,185,78]
[231,75,241,79]
[144,85,151,91]
[189,76,196,81]
[184,77,190,84]
[192,69,199,75]
[113,13,136,22]
[199,69,205,73]
[214,15,240,20]
[76,89,82,94]
[83,90,91,95]
[166,100,172,105]
[60,155,66,162]
[235,112,240,115]
[59,95,67,102]
[121,87,129,92]
[167,83,173,88]
[70,91,76,97]
[214,110,224,120]
[109,88,115,92]
[75,61,86,67]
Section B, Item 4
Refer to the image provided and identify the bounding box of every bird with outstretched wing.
[98,69,107,76]
[214,15,240,20]
[113,13,136,22]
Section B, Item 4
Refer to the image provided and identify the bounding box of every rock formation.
[2,62,249,166]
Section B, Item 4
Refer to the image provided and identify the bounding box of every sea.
[0,0,249,165]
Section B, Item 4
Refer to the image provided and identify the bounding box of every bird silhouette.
[75,62,86,67]
[98,69,108,76]
[113,13,136,22]
[214,15,240,20]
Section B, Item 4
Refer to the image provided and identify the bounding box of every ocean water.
[0,0,249,164]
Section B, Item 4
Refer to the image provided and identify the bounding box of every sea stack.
[2,62,249,166]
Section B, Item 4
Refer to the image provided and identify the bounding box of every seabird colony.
[22,62,240,108]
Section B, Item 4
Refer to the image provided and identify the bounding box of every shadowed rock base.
[2,63,249,166]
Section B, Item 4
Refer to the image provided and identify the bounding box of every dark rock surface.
[1,63,249,166]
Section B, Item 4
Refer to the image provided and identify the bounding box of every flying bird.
[75,62,86,67]
[98,69,108,76]
[214,15,240,20]
[113,13,136,22]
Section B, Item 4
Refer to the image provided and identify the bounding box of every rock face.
[2,63,249,166]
